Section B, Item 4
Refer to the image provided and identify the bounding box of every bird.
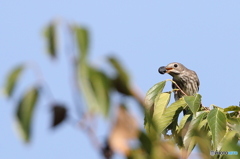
[158,62,200,115]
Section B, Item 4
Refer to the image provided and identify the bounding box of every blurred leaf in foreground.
[51,104,67,128]
[144,81,167,134]
[4,65,24,97]
[16,87,39,142]
[88,67,111,117]
[144,81,166,110]
[108,56,131,95]
[73,26,89,59]
[109,105,139,155]
[44,22,57,58]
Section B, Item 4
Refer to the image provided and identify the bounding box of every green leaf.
[152,92,171,121]
[184,111,208,155]
[108,57,129,82]
[175,114,192,148]
[220,130,240,159]
[139,131,152,154]
[44,22,57,58]
[221,144,240,159]
[224,105,240,112]
[128,149,148,159]
[4,65,24,97]
[184,94,201,116]
[112,76,131,95]
[108,56,131,95]
[226,114,240,125]
[77,63,99,114]
[88,67,111,116]
[74,26,89,59]
[228,112,239,118]
[77,63,111,116]
[212,105,225,112]
[198,118,208,130]
[207,108,227,150]
[145,92,171,134]
[226,114,240,134]
[16,87,39,142]
[51,104,67,127]
[177,114,192,134]
[156,98,187,133]
[194,135,212,159]
[218,130,239,151]
[144,81,166,109]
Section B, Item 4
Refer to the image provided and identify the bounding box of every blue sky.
[1,1,240,159]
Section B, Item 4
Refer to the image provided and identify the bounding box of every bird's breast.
[173,75,199,97]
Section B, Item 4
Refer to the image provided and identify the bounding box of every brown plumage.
[158,62,200,115]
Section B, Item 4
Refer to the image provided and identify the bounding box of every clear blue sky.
[1,1,240,159]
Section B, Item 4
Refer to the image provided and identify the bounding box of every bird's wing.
[192,70,200,91]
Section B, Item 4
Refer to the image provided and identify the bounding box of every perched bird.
[158,62,200,115]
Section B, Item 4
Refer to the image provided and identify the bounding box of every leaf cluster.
[144,80,240,158]
[3,22,144,153]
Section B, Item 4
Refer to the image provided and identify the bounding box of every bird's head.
[158,62,187,77]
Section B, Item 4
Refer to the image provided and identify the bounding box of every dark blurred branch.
[130,86,145,110]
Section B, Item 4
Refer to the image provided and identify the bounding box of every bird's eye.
[174,64,178,67]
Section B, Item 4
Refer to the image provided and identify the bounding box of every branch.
[78,113,102,150]
[166,79,188,96]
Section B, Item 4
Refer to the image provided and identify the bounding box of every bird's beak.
[165,67,173,73]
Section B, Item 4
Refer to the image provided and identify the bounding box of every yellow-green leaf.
[4,65,24,97]
[44,22,57,58]
[89,67,111,116]
[218,130,239,151]
[16,87,39,142]
[145,92,171,134]
[184,94,201,117]
[219,130,240,159]
[77,63,98,113]
[224,105,240,112]
[156,98,187,133]
[74,26,89,59]
[152,92,171,123]
[144,81,166,109]
[198,118,208,130]
[177,114,192,134]
[184,111,208,155]
[175,114,192,148]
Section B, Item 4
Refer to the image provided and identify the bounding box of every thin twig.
[167,79,210,112]
[201,104,209,111]
[166,79,188,96]
[65,23,85,116]
[78,113,102,150]
[27,62,55,102]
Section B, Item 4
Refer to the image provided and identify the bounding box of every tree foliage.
[3,20,240,159]
[145,81,240,158]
